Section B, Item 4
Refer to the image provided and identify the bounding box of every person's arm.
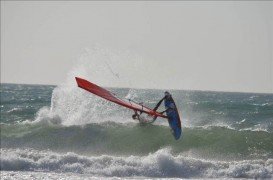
[153,97,165,111]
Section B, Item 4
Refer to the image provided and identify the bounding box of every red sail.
[75,77,167,118]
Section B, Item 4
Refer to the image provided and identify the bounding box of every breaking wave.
[1,148,272,178]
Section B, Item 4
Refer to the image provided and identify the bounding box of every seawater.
[1,83,273,179]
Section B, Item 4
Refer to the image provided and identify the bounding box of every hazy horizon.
[1,1,272,93]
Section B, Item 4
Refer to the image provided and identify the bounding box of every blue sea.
[1,83,273,179]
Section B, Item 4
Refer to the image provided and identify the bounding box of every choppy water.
[1,83,273,179]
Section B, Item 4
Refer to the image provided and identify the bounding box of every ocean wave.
[239,123,271,133]
[1,148,272,178]
[1,122,273,159]
[6,108,23,114]
[183,119,271,133]
[22,106,62,126]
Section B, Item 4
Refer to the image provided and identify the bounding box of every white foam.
[1,148,272,178]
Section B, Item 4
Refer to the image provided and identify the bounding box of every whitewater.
[1,49,273,179]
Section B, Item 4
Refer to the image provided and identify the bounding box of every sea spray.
[30,47,153,126]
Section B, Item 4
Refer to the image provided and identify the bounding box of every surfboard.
[75,77,166,118]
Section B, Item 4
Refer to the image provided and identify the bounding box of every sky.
[1,1,272,93]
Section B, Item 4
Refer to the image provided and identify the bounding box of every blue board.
[164,97,182,140]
